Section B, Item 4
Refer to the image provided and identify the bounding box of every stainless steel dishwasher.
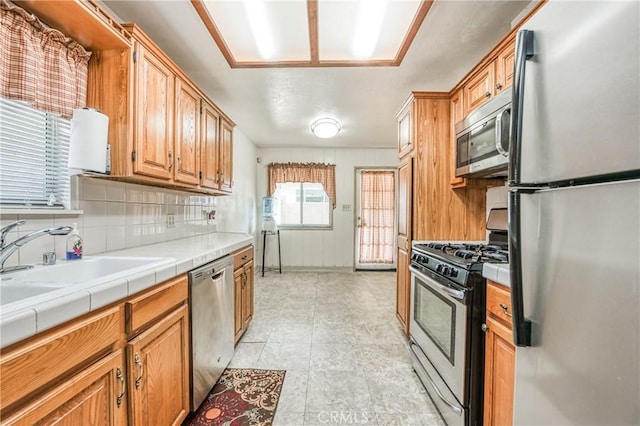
[188,255,234,411]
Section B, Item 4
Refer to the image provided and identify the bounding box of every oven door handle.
[410,265,466,301]
[410,344,463,415]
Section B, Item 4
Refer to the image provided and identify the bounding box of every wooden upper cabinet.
[450,89,466,188]
[133,44,174,180]
[200,100,221,190]
[464,64,495,116]
[219,117,234,193]
[397,103,413,158]
[174,78,200,186]
[462,38,515,117]
[495,39,516,94]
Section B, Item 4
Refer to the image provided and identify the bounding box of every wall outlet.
[166,214,176,228]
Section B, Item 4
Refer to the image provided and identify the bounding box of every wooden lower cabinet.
[127,305,190,426]
[0,274,191,426]
[484,281,516,426]
[233,246,254,344]
[396,243,410,335]
[2,350,128,425]
[242,260,254,328]
[234,267,244,342]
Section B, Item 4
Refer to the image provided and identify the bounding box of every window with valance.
[0,0,91,208]
[267,162,336,229]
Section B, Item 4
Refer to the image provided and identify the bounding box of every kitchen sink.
[0,282,66,305]
[0,256,174,306]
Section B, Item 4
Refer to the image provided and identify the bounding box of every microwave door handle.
[495,109,509,157]
[508,188,532,347]
[508,29,535,187]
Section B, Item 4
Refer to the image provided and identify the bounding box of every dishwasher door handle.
[211,271,224,281]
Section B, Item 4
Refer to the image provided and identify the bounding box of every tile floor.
[229,271,445,425]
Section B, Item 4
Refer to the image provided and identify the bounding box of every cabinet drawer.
[487,281,513,326]
[0,306,122,411]
[233,245,253,270]
[126,275,188,335]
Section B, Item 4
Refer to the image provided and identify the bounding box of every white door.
[354,168,397,270]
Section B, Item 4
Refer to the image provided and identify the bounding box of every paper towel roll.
[68,108,109,173]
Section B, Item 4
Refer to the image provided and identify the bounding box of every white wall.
[257,148,397,269]
[0,129,258,269]
[216,129,258,235]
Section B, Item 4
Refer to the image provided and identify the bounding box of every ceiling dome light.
[311,118,341,139]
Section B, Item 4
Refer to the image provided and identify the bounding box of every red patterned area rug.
[183,368,286,426]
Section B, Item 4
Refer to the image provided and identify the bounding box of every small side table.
[261,230,282,277]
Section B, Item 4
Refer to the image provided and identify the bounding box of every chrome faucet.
[0,220,25,248]
[0,222,73,274]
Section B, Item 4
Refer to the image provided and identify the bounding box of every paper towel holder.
[68,107,111,175]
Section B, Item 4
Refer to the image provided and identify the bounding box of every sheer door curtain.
[359,170,395,264]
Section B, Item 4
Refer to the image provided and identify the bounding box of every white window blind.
[0,97,71,209]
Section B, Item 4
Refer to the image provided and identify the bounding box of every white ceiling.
[102,0,533,149]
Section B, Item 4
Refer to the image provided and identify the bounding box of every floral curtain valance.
[268,162,337,208]
[0,0,91,118]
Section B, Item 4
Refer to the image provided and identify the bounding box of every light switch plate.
[166,214,176,228]
[342,204,352,211]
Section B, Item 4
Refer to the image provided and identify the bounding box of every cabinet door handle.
[485,91,491,98]
[168,153,174,171]
[496,82,503,90]
[481,323,488,332]
[178,157,182,172]
[134,353,144,389]
[116,366,126,407]
[499,303,513,318]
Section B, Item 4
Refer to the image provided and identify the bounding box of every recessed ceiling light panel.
[311,118,341,138]
[352,0,389,58]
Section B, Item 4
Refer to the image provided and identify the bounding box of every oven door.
[409,265,469,404]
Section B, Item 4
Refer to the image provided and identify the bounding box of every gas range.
[411,241,509,288]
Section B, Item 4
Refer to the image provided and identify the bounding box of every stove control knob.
[442,266,451,276]
[420,256,428,264]
[436,264,443,273]
[449,269,458,278]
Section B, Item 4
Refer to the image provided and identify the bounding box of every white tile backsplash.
[105,181,126,202]
[82,200,107,228]
[106,202,126,226]
[83,227,107,255]
[106,225,127,251]
[82,178,107,201]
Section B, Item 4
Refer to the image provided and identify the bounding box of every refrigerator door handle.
[509,188,532,346]
[508,29,535,187]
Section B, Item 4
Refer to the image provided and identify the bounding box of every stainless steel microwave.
[455,90,511,178]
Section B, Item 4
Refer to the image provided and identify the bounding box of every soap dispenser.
[66,223,83,260]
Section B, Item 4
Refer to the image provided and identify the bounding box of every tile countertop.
[482,263,510,287]
[0,232,254,348]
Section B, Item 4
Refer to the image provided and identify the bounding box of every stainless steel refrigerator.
[507,1,639,424]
